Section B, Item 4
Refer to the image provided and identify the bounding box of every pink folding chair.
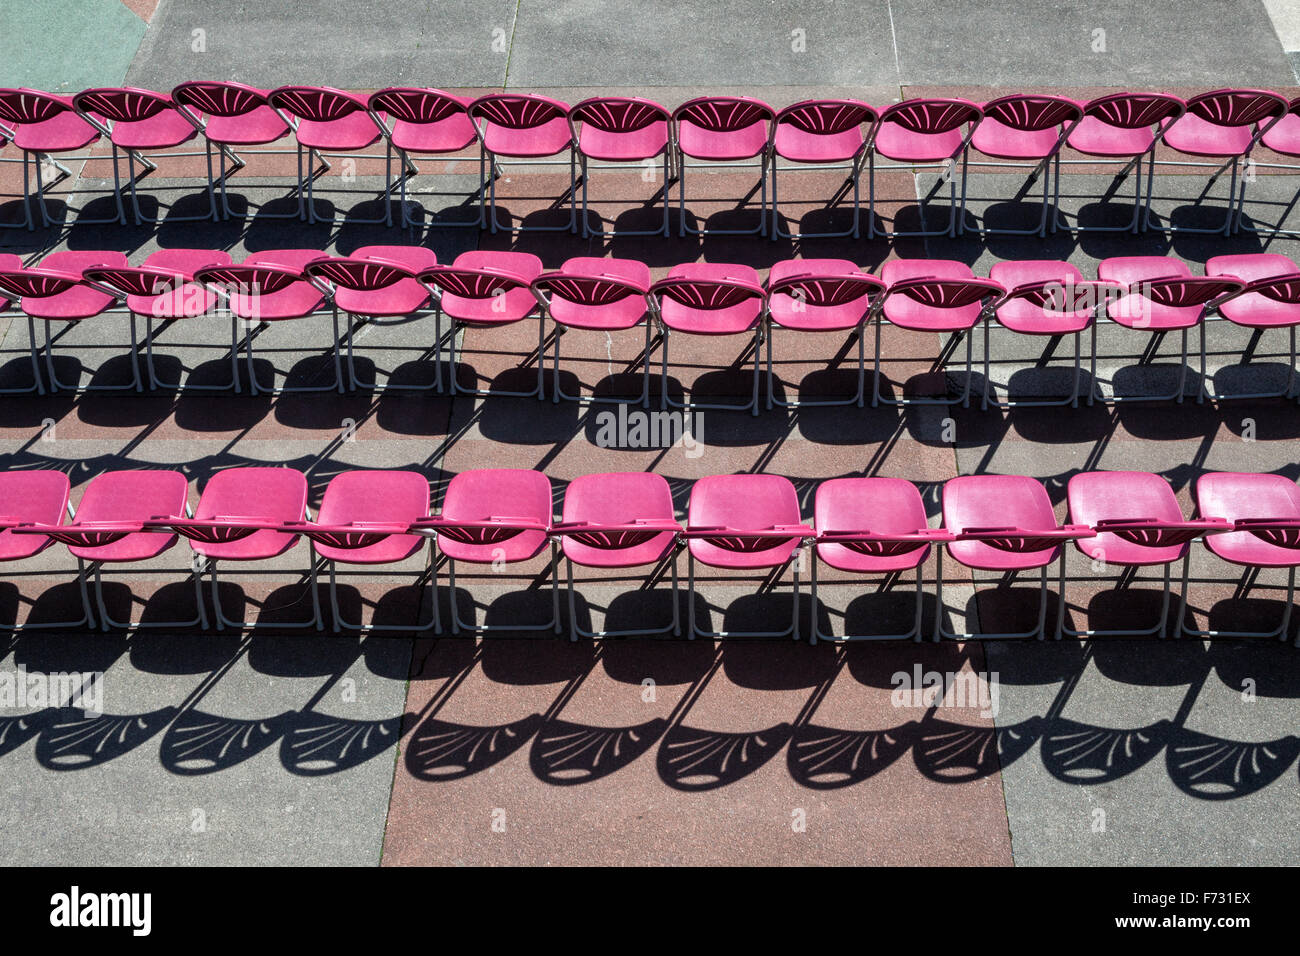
[303,246,439,392]
[869,97,982,238]
[672,96,774,236]
[0,250,138,393]
[937,474,1090,641]
[811,477,951,643]
[1241,94,1300,235]
[172,81,294,221]
[71,87,211,225]
[1205,253,1300,401]
[0,470,90,631]
[368,88,481,228]
[1059,92,1185,234]
[982,261,1122,409]
[418,251,545,398]
[568,96,672,237]
[13,470,200,631]
[873,260,1004,408]
[764,260,886,409]
[0,252,43,394]
[291,470,437,634]
[770,99,876,239]
[1187,472,1300,645]
[0,89,106,230]
[267,86,395,225]
[1061,471,1230,639]
[1096,256,1245,404]
[683,474,813,639]
[413,469,557,635]
[145,467,320,631]
[194,250,342,395]
[81,248,235,392]
[553,472,683,640]
[650,263,767,415]
[468,93,575,234]
[966,94,1082,236]
[531,257,654,406]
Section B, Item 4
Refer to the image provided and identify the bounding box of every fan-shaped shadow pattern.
[280,712,403,776]
[913,716,1043,783]
[530,716,667,785]
[657,721,792,791]
[34,706,178,770]
[160,709,296,775]
[787,720,918,789]
[0,709,55,759]
[1166,728,1300,801]
[1041,717,1171,784]
[405,713,543,781]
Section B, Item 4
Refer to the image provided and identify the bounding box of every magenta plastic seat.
[1152,89,1288,235]
[172,81,293,221]
[1063,470,1229,639]
[195,251,342,396]
[1206,253,1300,400]
[304,469,435,633]
[569,97,671,237]
[1190,472,1300,643]
[268,86,393,225]
[875,260,1004,408]
[0,251,41,394]
[651,263,766,415]
[422,468,557,635]
[685,474,812,639]
[531,256,653,405]
[468,93,575,235]
[555,472,682,639]
[939,474,1088,640]
[72,87,209,226]
[0,470,71,563]
[968,94,1082,236]
[0,249,139,394]
[368,88,480,229]
[870,98,982,239]
[771,99,876,239]
[0,89,103,230]
[1062,92,1186,234]
[765,259,886,410]
[811,477,946,642]
[419,250,545,399]
[673,96,774,236]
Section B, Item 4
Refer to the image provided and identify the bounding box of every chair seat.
[1261,112,1300,157]
[0,470,70,561]
[227,249,326,320]
[390,114,477,154]
[335,280,430,317]
[943,475,1061,571]
[677,119,768,160]
[127,248,232,317]
[773,125,863,163]
[873,123,965,163]
[880,259,983,332]
[68,470,189,563]
[1098,257,1197,330]
[688,474,802,570]
[1207,253,1300,328]
[1163,113,1255,158]
[314,470,429,565]
[435,469,551,564]
[482,117,572,158]
[203,106,290,146]
[13,111,99,153]
[562,472,677,569]
[578,121,669,161]
[110,110,199,151]
[990,260,1091,334]
[22,250,128,321]
[1067,117,1157,157]
[768,258,873,331]
[294,112,383,151]
[548,257,651,331]
[1198,473,1300,568]
[815,477,932,574]
[1068,471,1189,567]
[191,467,306,561]
[971,117,1062,160]
[658,262,763,336]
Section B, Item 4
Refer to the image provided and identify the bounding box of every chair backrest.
[469,93,569,129]
[1140,276,1245,309]
[1244,273,1300,304]
[194,263,304,296]
[886,276,1004,309]
[774,99,877,137]
[650,276,767,310]
[172,81,270,118]
[81,265,187,298]
[368,88,469,124]
[880,98,982,134]
[981,94,1081,132]
[0,268,86,299]
[269,86,368,122]
[1082,92,1186,129]
[672,96,775,132]
[532,270,649,306]
[419,265,532,299]
[1184,88,1289,128]
[1000,278,1123,313]
[0,88,75,125]
[304,257,416,291]
[767,272,886,307]
[73,87,173,123]
[570,97,669,133]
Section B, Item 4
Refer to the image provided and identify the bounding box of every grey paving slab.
[125,0,515,89]
[506,0,899,87]
[889,0,1294,87]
